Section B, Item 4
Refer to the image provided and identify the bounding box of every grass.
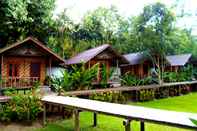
[133,93,197,113]
[36,93,197,131]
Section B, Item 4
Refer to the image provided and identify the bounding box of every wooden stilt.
[74,109,80,131]
[123,119,131,131]
[1,55,3,88]
[62,106,65,119]
[49,58,52,87]
[43,103,46,126]
[140,121,145,131]
[93,112,97,127]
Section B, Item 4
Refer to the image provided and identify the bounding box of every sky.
[54,0,197,35]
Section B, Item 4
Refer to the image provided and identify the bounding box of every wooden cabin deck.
[0,77,39,88]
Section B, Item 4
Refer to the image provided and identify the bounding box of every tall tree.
[0,0,55,46]
[48,9,74,58]
[135,2,175,84]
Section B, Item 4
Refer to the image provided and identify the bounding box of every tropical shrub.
[138,89,155,101]
[0,90,42,122]
[139,76,155,85]
[121,73,155,86]
[51,63,98,92]
[89,91,127,104]
[70,63,98,90]
[163,66,192,83]
[192,67,197,79]
[154,87,170,99]
[99,64,115,88]
[163,72,177,82]
[121,73,140,86]
[51,71,72,94]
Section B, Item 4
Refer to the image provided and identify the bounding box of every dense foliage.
[51,64,98,92]
[0,90,42,122]
[121,73,156,86]
[163,66,193,82]
[0,0,55,46]
[1,1,197,59]
[89,91,127,104]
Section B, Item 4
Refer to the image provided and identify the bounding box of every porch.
[0,77,39,88]
[0,37,65,89]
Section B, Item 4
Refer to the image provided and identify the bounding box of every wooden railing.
[65,81,197,96]
[0,77,39,88]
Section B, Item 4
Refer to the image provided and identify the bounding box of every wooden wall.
[86,59,111,82]
[1,56,46,84]
[121,63,151,78]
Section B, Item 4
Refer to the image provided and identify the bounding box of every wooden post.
[74,109,80,131]
[1,55,3,88]
[88,61,90,69]
[49,58,52,86]
[140,121,145,131]
[62,106,65,119]
[123,119,131,131]
[93,112,97,127]
[49,58,52,76]
[43,103,46,126]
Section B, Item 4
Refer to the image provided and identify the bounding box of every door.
[30,62,41,78]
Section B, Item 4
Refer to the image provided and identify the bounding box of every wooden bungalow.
[0,37,65,88]
[120,52,153,78]
[120,52,192,77]
[65,44,129,84]
[166,54,192,72]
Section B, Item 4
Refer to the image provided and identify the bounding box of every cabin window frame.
[7,63,19,77]
[30,62,41,78]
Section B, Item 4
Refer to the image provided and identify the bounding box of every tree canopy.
[0,1,197,59]
[0,0,55,47]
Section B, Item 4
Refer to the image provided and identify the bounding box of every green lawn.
[36,93,197,131]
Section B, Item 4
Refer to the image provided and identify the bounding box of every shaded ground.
[0,122,42,131]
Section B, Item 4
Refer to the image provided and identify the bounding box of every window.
[8,64,18,77]
[30,63,40,77]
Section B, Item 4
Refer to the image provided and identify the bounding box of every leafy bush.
[99,64,115,88]
[163,65,193,82]
[89,91,127,104]
[138,89,155,101]
[121,73,155,86]
[121,73,140,86]
[163,72,177,82]
[139,76,155,85]
[192,67,197,79]
[0,91,42,122]
[70,63,98,90]
[51,63,98,92]
[51,71,72,94]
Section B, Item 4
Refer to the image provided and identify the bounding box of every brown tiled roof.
[166,54,192,66]
[0,37,65,63]
[65,44,129,65]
